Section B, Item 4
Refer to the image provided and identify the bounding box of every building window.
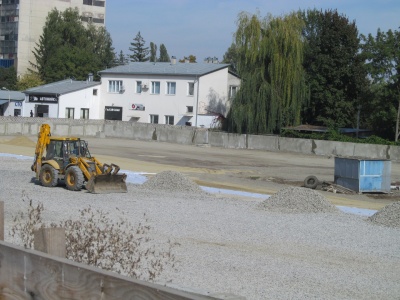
[136,81,142,93]
[229,86,238,99]
[150,114,159,124]
[93,89,98,96]
[166,82,176,95]
[65,108,75,119]
[151,81,160,94]
[187,106,193,113]
[188,82,194,96]
[165,115,174,125]
[81,108,89,119]
[83,0,104,5]
[92,18,104,24]
[108,80,123,93]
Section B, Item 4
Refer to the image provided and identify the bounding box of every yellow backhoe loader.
[31,124,127,193]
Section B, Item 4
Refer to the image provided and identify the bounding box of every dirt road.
[1,135,398,210]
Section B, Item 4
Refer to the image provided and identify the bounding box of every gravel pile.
[368,201,400,228]
[258,186,339,213]
[1,156,400,300]
[140,170,205,194]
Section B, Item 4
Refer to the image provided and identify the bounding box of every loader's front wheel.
[39,164,58,187]
[65,166,84,191]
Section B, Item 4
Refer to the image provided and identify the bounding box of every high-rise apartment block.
[0,0,106,76]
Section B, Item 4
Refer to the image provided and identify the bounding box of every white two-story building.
[98,60,240,127]
[20,61,240,128]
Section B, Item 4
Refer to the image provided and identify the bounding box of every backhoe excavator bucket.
[86,173,128,194]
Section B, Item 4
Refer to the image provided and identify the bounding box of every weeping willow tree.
[225,12,307,134]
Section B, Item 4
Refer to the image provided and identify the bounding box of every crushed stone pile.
[368,201,400,228]
[258,186,339,213]
[140,170,205,194]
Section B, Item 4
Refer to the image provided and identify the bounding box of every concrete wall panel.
[248,135,279,151]
[208,132,224,147]
[313,140,355,157]
[389,145,400,161]
[353,143,389,159]
[131,125,156,141]
[70,126,84,136]
[53,124,70,136]
[279,137,313,154]
[84,124,102,136]
[6,123,23,135]
[208,132,247,149]
[0,123,5,135]
[157,126,195,144]
[193,129,208,145]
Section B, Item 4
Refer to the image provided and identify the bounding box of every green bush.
[281,129,399,146]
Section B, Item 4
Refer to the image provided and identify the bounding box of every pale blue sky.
[106,0,399,62]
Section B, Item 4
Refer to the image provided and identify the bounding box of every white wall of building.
[2,101,23,117]
[58,86,102,119]
[22,85,101,119]
[99,67,232,127]
[23,100,58,118]
[197,68,229,116]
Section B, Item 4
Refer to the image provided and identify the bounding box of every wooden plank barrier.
[0,241,233,300]
[34,227,66,258]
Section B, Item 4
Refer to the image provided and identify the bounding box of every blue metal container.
[334,157,391,193]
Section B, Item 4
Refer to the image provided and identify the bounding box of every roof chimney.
[171,56,176,64]
[88,73,93,82]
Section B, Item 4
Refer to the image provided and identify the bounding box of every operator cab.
[45,139,91,161]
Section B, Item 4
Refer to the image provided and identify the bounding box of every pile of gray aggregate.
[140,170,206,194]
[258,186,339,213]
[1,156,400,300]
[368,201,400,228]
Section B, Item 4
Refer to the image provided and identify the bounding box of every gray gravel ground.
[1,157,400,300]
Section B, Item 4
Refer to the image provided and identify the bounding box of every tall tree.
[361,28,400,140]
[158,44,170,62]
[225,12,307,134]
[0,66,17,90]
[86,24,115,71]
[116,50,128,65]
[301,9,367,128]
[129,31,149,62]
[222,43,238,73]
[149,42,157,62]
[31,8,114,83]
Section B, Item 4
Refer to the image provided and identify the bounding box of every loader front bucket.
[86,173,127,194]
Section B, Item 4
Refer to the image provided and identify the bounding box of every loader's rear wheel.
[65,166,84,191]
[39,164,58,187]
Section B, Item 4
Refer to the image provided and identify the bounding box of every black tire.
[65,166,84,191]
[39,164,58,187]
[304,175,319,189]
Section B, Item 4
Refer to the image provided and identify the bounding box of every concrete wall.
[0,116,398,161]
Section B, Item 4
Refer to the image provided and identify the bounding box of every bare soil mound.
[368,201,400,228]
[2,136,36,147]
[141,170,205,194]
[258,186,339,213]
